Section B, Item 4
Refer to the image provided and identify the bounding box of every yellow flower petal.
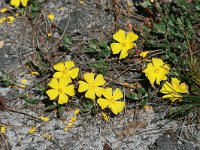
[21,0,28,6]
[42,133,52,140]
[1,125,6,134]
[85,89,95,100]
[113,29,126,43]
[80,0,85,5]
[103,88,113,99]
[171,78,188,93]
[31,71,39,75]
[113,88,123,100]
[0,8,8,13]
[146,73,156,85]
[155,73,167,85]
[160,81,173,93]
[119,49,129,59]
[179,83,188,93]
[74,109,80,115]
[109,101,125,115]
[21,79,27,83]
[70,117,77,122]
[64,61,75,69]
[126,31,138,43]
[0,17,7,24]
[58,93,69,104]
[95,87,104,97]
[48,78,59,89]
[143,63,155,74]
[59,78,70,87]
[125,42,136,50]
[53,63,65,71]
[48,33,52,37]
[28,127,37,134]
[46,89,58,100]
[139,51,149,58]
[68,68,79,79]
[152,58,164,68]
[97,98,110,109]
[94,74,106,86]
[101,112,109,122]
[64,84,75,96]
[83,72,94,84]
[7,16,15,24]
[78,81,89,92]
[10,0,20,7]
[39,116,50,122]
[110,43,122,54]
[48,14,55,20]
[15,13,19,17]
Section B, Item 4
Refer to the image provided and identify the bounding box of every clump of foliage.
[140,0,200,116]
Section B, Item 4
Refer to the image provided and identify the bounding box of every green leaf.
[0,70,13,87]
[47,104,57,110]
[141,99,148,107]
[185,18,192,29]
[154,22,166,34]
[83,47,96,53]
[58,106,65,116]
[25,98,40,104]
[36,84,45,92]
[126,92,139,101]
[63,36,72,45]
[169,14,175,27]
[89,39,97,49]
[137,88,147,94]
[81,99,94,113]
[89,60,108,75]
[169,104,193,114]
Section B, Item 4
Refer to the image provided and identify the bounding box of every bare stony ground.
[0,0,200,150]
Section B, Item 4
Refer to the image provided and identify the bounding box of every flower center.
[154,68,159,73]
[122,42,127,47]
[89,83,95,90]
[108,98,115,104]
[58,88,63,93]
[63,69,68,74]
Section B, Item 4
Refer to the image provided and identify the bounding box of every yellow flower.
[47,33,52,37]
[69,117,77,123]
[7,16,15,24]
[10,0,28,7]
[0,17,7,24]
[143,58,170,85]
[101,112,109,122]
[39,116,50,122]
[97,88,125,115]
[15,13,20,17]
[42,133,53,140]
[160,77,188,102]
[139,51,149,58]
[30,71,39,75]
[1,125,6,134]
[53,61,79,83]
[48,14,55,20]
[110,29,138,59]
[80,0,85,5]
[46,78,75,104]
[0,8,8,13]
[78,72,106,100]
[21,79,27,83]
[28,127,37,134]
[74,109,80,115]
